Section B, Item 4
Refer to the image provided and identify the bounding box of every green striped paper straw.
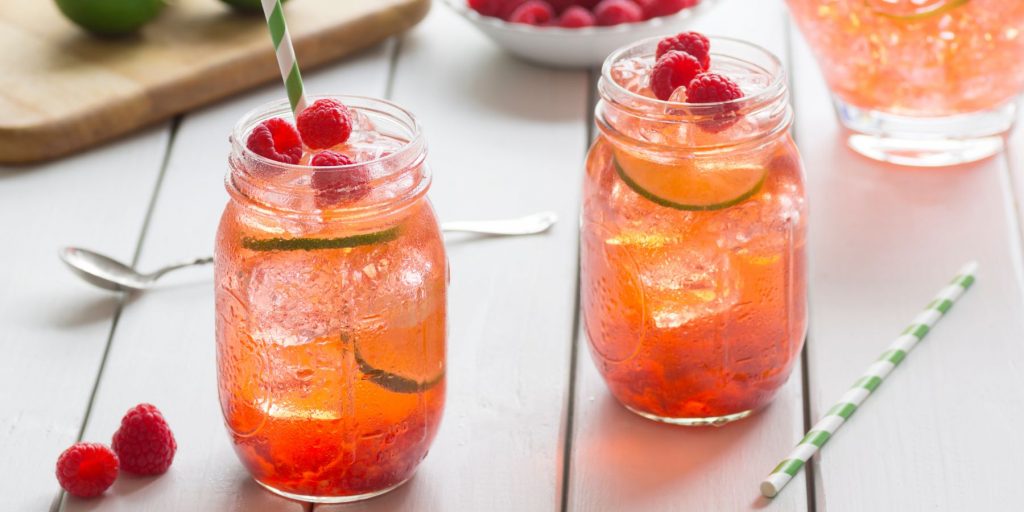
[261,0,307,114]
[760,261,978,498]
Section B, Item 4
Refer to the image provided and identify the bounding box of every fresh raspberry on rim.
[558,5,596,27]
[246,117,303,164]
[686,72,745,132]
[296,99,353,150]
[310,151,370,208]
[656,31,711,69]
[111,403,177,476]
[547,0,579,13]
[594,0,644,26]
[650,51,704,101]
[508,0,556,24]
[686,72,744,103]
[55,443,119,498]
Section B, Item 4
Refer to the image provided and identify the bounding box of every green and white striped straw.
[261,0,307,114]
[761,261,978,498]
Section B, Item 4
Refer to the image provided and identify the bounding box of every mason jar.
[582,38,808,426]
[215,96,446,502]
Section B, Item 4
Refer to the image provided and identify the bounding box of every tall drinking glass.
[787,0,1024,166]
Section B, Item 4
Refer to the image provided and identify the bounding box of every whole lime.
[219,0,290,13]
[55,0,165,36]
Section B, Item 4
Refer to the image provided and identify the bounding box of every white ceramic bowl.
[443,0,718,68]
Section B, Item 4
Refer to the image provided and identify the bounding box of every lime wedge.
[613,150,766,211]
[354,343,444,394]
[242,226,400,252]
[867,0,969,20]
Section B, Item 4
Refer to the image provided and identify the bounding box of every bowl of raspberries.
[445,0,716,68]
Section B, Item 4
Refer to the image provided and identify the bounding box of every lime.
[219,0,290,13]
[354,343,444,394]
[613,149,766,211]
[241,226,401,252]
[55,0,164,36]
[866,0,969,21]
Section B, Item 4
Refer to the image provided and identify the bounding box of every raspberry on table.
[111,403,177,476]
[296,99,353,150]
[686,72,744,103]
[508,0,555,25]
[310,151,370,208]
[558,5,596,27]
[594,0,644,25]
[651,51,704,101]
[55,443,119,498]
[656,31,711,68]
[246,117,303,164]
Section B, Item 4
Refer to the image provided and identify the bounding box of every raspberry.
[558,5,596,27]
[246,118,302,164]
[656,31,711,69]
[111,403,177,475]
[508,1,555,25]
[594,0,644,25]
[55,443,119,498]
[468,0,501,15]
[497,0,529,19]
[686,73,744,132]
[686,72,744,103]
[650,51,703,100]
[310,151,354,167]
[310,151,370,208]
[547,0,579,12]
[642,0,698,18]
[296,99,353,150]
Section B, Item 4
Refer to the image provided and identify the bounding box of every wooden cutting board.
[0,0,430,164]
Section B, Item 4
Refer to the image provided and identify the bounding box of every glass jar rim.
[227,95,430,219]
[600,35,787,114]
[230,95,424,173]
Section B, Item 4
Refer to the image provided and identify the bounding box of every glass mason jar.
[215,96,446,503]
[582,38,808,426]
[787,0,1024,166]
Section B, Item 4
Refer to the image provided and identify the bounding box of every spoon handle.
[148,256,214,280]
[440,211,558,235]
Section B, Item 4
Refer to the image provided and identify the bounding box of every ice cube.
[247,253,354,347]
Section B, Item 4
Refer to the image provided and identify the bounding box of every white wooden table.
[3,1,1024,510]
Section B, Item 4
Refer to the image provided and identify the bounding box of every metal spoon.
[60,211,558,292]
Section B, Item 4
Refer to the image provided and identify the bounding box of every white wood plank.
[0,127,169,511]
[319,6,589,511]
[567,1,811,510]
[62,43,396,512]
[791,23,1024,511]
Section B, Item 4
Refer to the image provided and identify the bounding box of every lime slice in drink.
[242,226,400,252]
[354,342,444,394]
[866,0,969,20]
[613,150,766,211]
